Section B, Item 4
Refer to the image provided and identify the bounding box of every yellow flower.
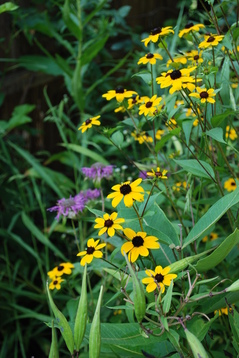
[202,232,218,242]
[138,52,163,65]
[107,178,144,208]
[156,67,198,94]
[166,118,177,130]
[47,262,74,279]
[187,50,204,65]
[78,115,101,133]
[224,178,237,192]
[142,26,174,47]
[114,106,126,113]
[142,266,177,293]
[138,95,162,116]
[156,129,165,140]
[121,228,160,262]
[174,100,184,108]
[214,307,233,316]
[77,238,106,266]
[49,277,64,290]
[102,86,137,103]
[179,23,205,38]
[199,34,224,49]
[127,95,141,110]
[131,131,153,144]
[147,167,168,179]
[172,181,188,191]
[167,55,187,67]
[226,126,237,140]
[189,87,216,104]
[94,212,125,237]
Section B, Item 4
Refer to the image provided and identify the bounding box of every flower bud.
[89,285,104,358]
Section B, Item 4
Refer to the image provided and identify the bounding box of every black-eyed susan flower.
[114,106,126,113]
[189,87,216,104]
[179,23,205,38]
[214,307,233,316]
[156,129,165,140]
[166,118,177,130]
[94,212,125,237]
[77,238,106,266]
[156,67,198,94]
[142,26,174,47]
[78,116,101,133]
[102,86,137,103]
[202,232,218,243]
[121,228,160,262]
[127,94,141,109]
[107,178,144,208]
[131,131,153,144]
[47,262,74,279]
[138,52,163,65]
[187,50,204,65]
[147,167,168,179]
[172,181,188,191]
[199,34,224,49]
[49,277,64,290]
[226,126,237,140]
[224,178,237,192]
[142,266,177,293]
[138,95,162,116]
[167,54,187,67]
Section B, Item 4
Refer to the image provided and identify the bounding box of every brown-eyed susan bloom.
[94,212,125,237]
[167,54,187,67]
[147,167,168,179]
[127,94,141,109]
[199,34,224,49]
[78,115,101,133]
[138,52,163,65]
[107,178,144,208]
[102,86,137,103]
[224,178,237,192]
[187,50,204,65]
[47,262,74,279]
[121,228,160,263]
[49,277,64,290]
[179,23,205,38]
[138,95,162,116]
[77,238,106,266]
[226,126,237,140]
[189,87,216,104]
[156,67,198,94]
[142,266,177,293]
[142,26,174,47]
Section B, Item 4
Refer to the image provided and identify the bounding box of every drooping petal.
[146,282,157,293]
[95,243,106,250]
[107,227,115,237]
[129,248,140,262]
[138,246,149,257]
[124,228,136,240]
[121,241,134,255]
[112,194,123,207]
[80,254,93,266]
[98,227,107,236]
[77,250,87,257]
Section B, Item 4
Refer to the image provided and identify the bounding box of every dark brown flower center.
[53,280,58,285]
[105,219,113,227]
[87,246,95,255]
[115,86,124,93]
[231,181,236,186]
[207,36,215,43]
[169,70,182,80]
[151,27,162,35]
[132,235,144,247]
[57,265,64,272]
[146,101,153,108]
[185,22,194,29]
[155,273,164,282]
[200,91,209,98]
[194,55,199,60]
[85,119,92,125]
[155,171,162,177]
[120,184,132,195]
[146,53,154,59]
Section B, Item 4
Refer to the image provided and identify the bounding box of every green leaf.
[49,321,59,358]
[183,186,239,248]
[163,281,173,314]
[111,131,124,147]
[182,120,194,145]
[169,250,210,273]
[9,142,64,197]
[81,36,109,66]
[62,143,109,164]
[18,56,64,76]
[21,212,67,260]
[155,127,181,152]
[195,229,239,272]
[132,70,151,85]
[206,127,226,144]
[89,285,104,358]
[46,284,74,354]
[174,159,215,180]
[0,2,18,14]
[62,0,82,40]
[211,109,236,127]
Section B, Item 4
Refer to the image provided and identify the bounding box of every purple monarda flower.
[139,170,148,179]
[48,189,100,220]
[81,163,114,182]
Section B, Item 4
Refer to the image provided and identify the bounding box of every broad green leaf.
[182,120,194,145]
[62,143,109,164]
[132,70,151,85]
[195,229,239,272]
[0,2,18,14]
[21,212,67,260]
[155,127,181,152]
[174,159,215,180]
[18,56,64,76]
[183,187,239,248]
[111,131,124,147]
[9,142,63,197]
[206,127,226,144]
[163,280,173,314]
[81,36,109,66]
[211,109,236,127]
[46,284,74,354]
